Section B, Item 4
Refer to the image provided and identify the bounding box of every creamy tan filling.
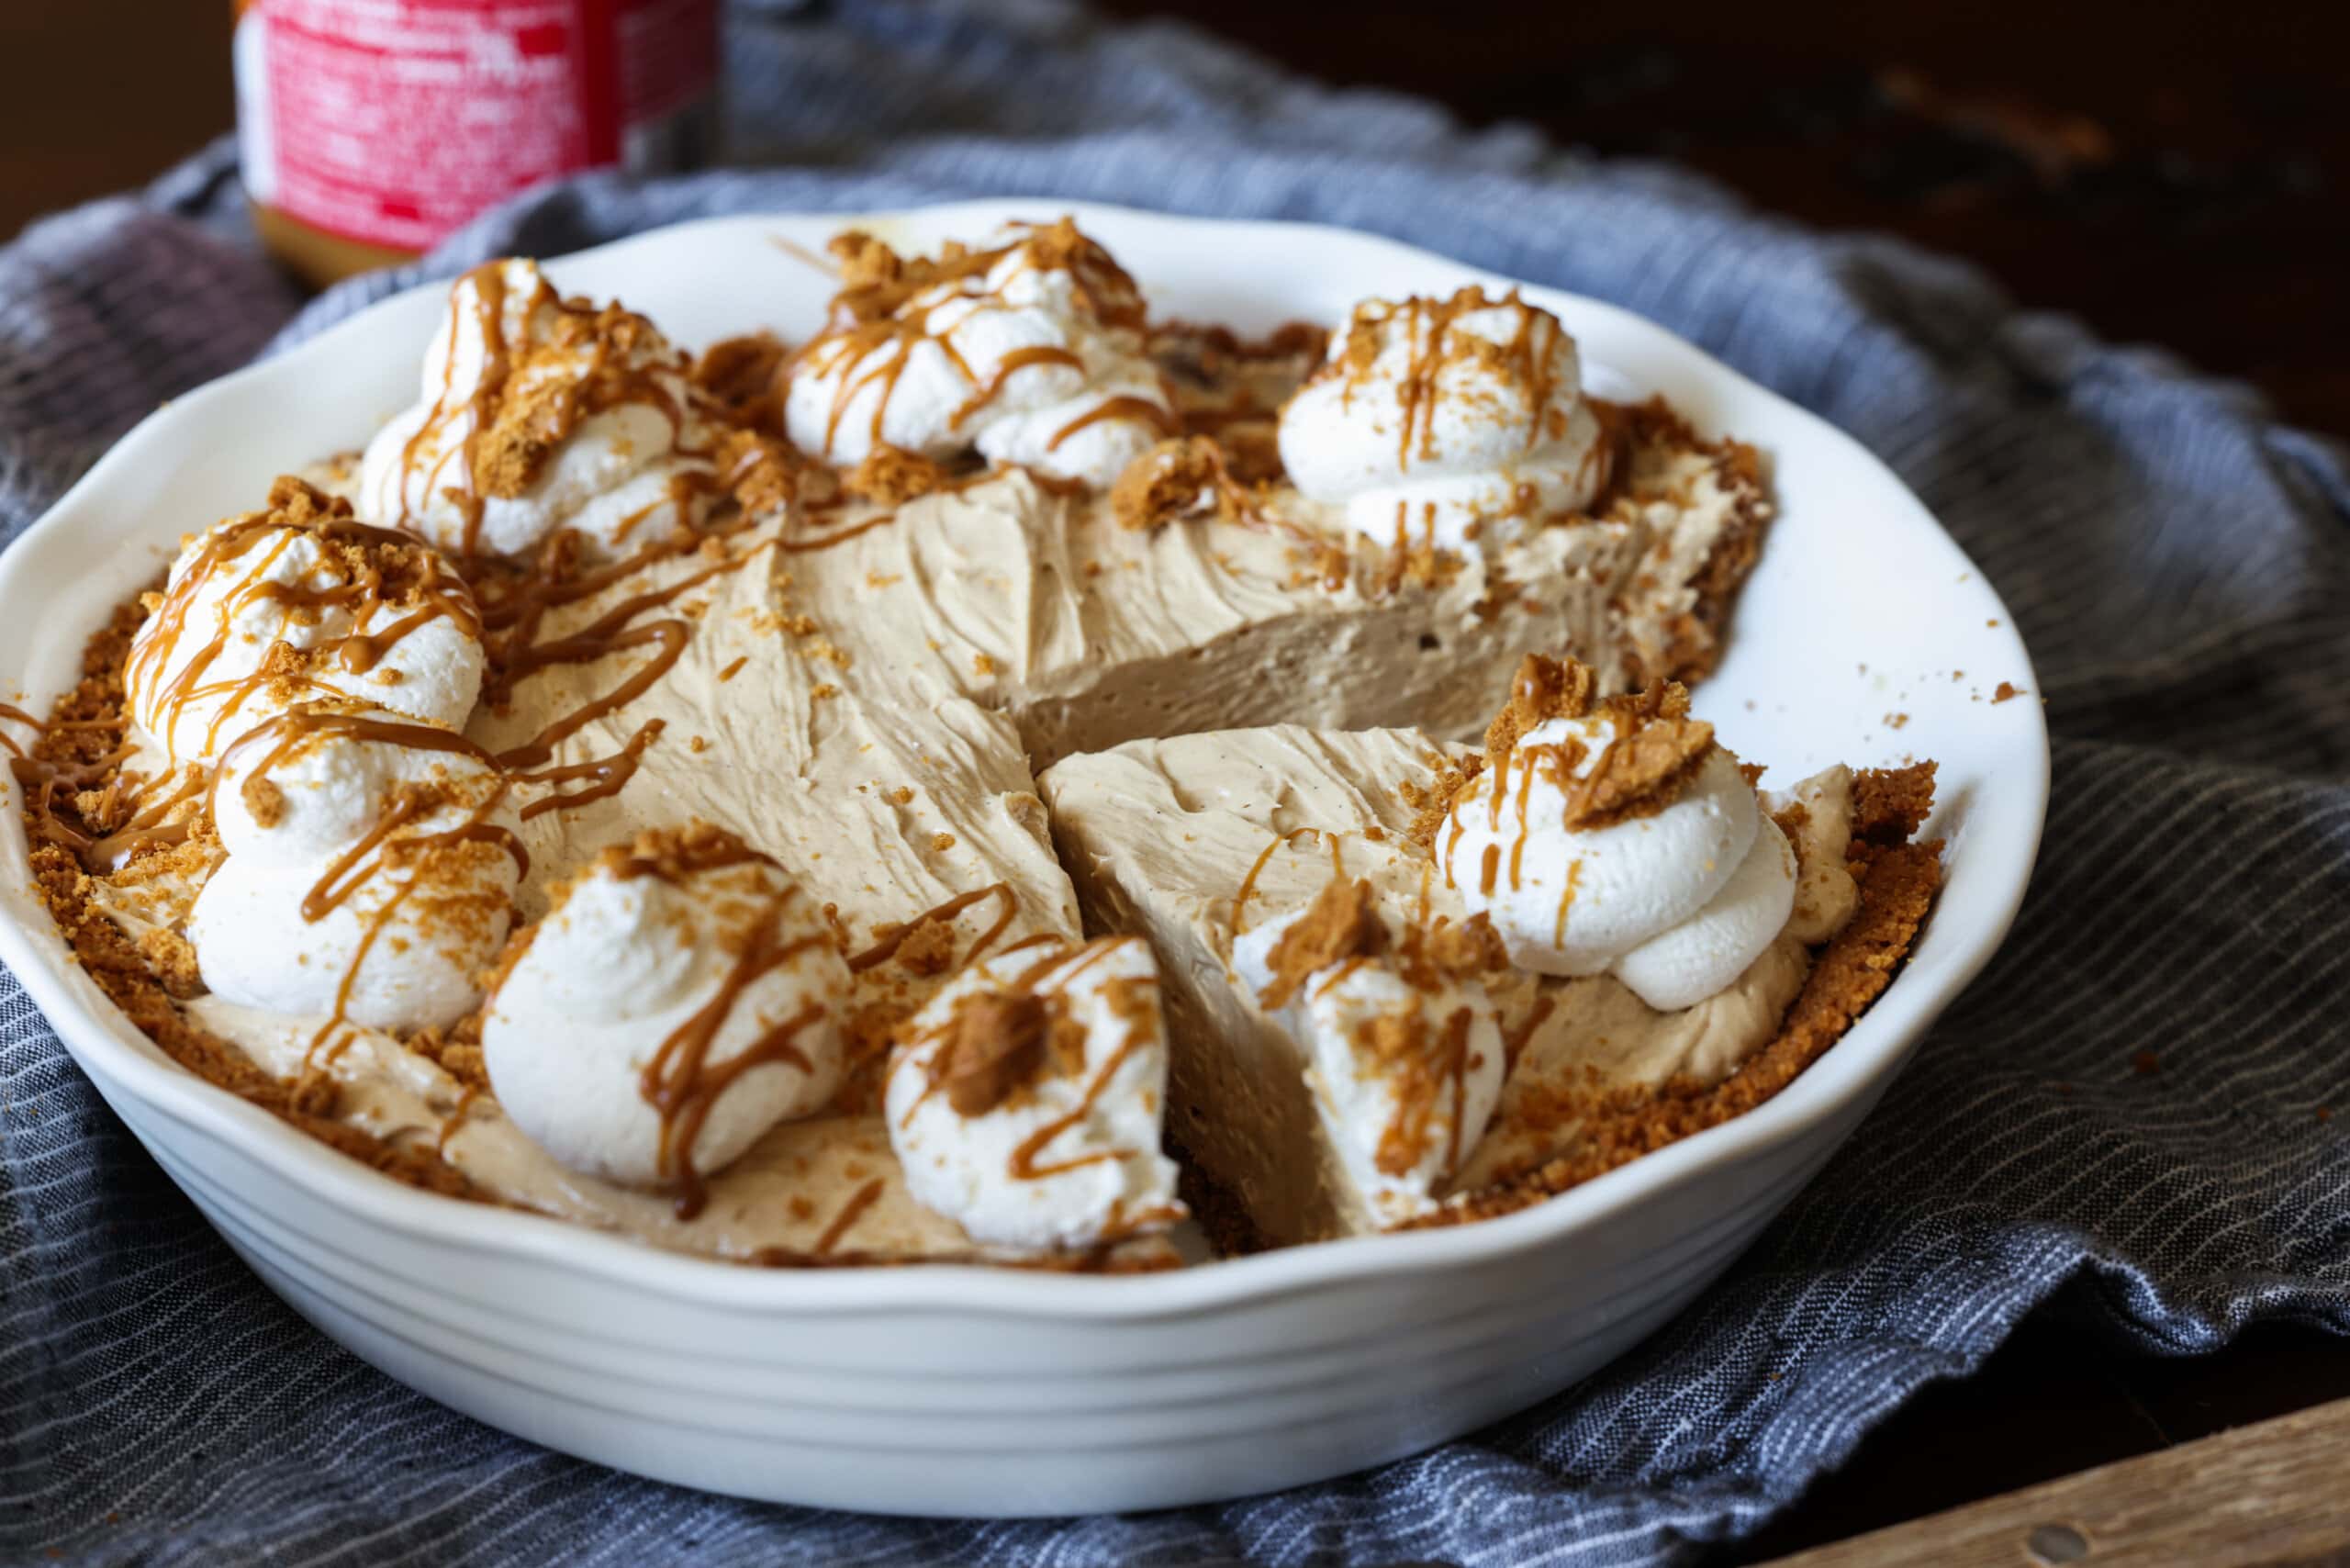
[84,409,1760,1264]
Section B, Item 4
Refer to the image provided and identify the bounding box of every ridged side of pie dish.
[0,202,2046,1514]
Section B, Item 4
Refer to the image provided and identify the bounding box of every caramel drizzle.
[846,881,1018,973]
[202,709,524,1069]
[812,1177,887,1255]
[1353,288,1561,474]
[949,344,1083,430]
[476,531,751,775]
[0,702,40,760]
[780,512,897,554]
[512,718,665,821]
[436,1084,482,1158]
[1009,973,1158,1182]
[1231,827,1324,936]
[9,742,134,860]
[489,579,715,771]
[85,766,205,872]
[1501,995,1557,1073]
[1508,745,1538,890]
[1372,1004,1480,1181]
[208,709,497,824]
[397,261,534,557]
[639,886,832,1219]
[303,774,527,1069]
[893,935,1159,1184]
[1044,395,1177,453]
[1552,860,1583,947]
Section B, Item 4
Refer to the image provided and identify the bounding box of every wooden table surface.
[5,2,2345,1560]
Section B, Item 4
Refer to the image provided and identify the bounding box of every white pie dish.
[0,199,2047,1516]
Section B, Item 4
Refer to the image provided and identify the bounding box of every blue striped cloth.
[5,3,2347,1562]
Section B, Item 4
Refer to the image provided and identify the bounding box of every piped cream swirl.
[785,222,1177,491]
[359,258,722,560]
[483,826,852,1194]
[189,702,522,1033]
[1280,287,1610,555]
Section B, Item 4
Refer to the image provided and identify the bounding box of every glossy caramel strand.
[639,889,830,1219]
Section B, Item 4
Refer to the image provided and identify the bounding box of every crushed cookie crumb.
[1483,654,1596,771]
[1257,878,1387,1010]
[845,444,946,505]
[938,991,1049,1115]
[891,917,958,976]
[1560,710,1712,830]
[1401,756,1483,852]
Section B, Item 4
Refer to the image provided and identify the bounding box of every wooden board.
[1759,1395,2350,1566]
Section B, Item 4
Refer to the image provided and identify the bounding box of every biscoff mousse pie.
[1038,655,1942,1247]
[21,218,1858,1271]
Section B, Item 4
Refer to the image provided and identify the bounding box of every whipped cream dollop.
[1279,287,1611,555]
[124,478,486,766]
[189,703,523,1031]
[886,935,1182,1251]
[483,827,852,1191]
[360,258,722,560]
[785,222,1177,491]
[1442,672,1795,1012]
[1234,881,1506,1224]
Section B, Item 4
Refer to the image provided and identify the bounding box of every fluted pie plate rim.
[0,201,2047,1509]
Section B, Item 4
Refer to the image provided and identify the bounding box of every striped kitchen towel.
[3,2,2346,1562]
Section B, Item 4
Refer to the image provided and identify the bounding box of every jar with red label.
[232,0,720,286]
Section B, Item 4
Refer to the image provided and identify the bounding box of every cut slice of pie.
[1038,666,1940,1249]
[18,218,1891,1275]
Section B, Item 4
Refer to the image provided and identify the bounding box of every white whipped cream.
[125,508,486,765]
[483,844,853,1190]
[1279,288,1609,555]
[1443,718,1795,1011]
[189,706,522,1032]
[1234,903,1505,1224]
[359,258,722,560]
[886,936,1182,1251]
[785,231,1175,490]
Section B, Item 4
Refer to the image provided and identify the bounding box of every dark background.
[5,1,2347,1560]
[6,0,2345,440]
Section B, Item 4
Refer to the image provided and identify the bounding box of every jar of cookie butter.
[231,0,720,286]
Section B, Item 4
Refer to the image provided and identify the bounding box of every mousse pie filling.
[14,219,1940,1269]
